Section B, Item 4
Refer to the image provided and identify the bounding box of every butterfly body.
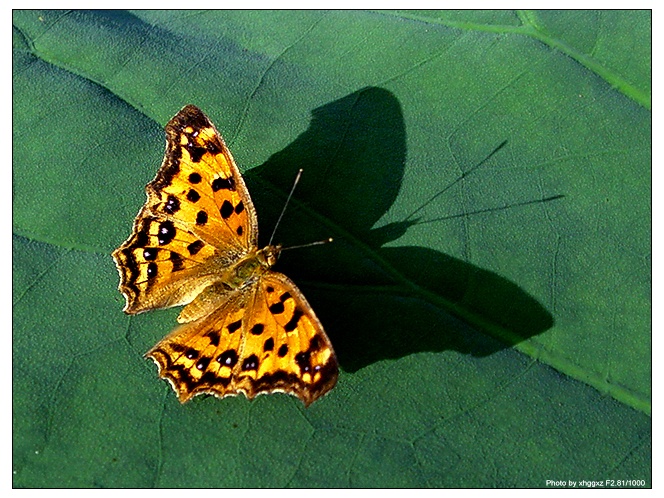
[226,244,280,287]
[113,105,338,406]
[174,244,280,324]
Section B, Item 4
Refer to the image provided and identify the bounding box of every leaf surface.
[13,9,650,487]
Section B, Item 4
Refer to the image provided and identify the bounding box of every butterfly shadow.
[245,87,555,373]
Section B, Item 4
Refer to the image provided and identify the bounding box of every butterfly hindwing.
[145,291,249,403]
[146,272,338,406]
[237,272,338,405]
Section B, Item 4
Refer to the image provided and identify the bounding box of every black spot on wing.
[206,331,220,347]
[157,221,176,245]
[284,308,303,332]
[242,354,259,371]
[295,351,311,373]
[170,251,184,272]
[196,356,211,371]
[164,195,181,214]
[250,323,264,335]
[220,200,234,219]
[143,248,158,261]
[212,176,236,191]
[269,302,285,314]
[217,349,238,367]
[147,262,158,279]
[188,144,206,163]
[185,348,199,360]
[196,210,208,225]
[185,129,221,163]
[187,189,201,203]
[199,370,230,388]
[187,240,204,255]
[227,319,242,333]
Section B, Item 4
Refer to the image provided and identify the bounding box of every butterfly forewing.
[146,105,258,251]
[112,212,221,313]
[113,105,255,314]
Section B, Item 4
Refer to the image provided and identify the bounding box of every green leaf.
[13,10,650,487]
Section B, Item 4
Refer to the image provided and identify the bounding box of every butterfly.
[112,105,338,406]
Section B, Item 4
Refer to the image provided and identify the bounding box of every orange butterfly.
[112,105,338,406]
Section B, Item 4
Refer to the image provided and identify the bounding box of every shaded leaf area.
[13,10,650,487]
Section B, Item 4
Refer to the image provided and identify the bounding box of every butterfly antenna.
[281,238,334,252]
[269,168,303,246]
